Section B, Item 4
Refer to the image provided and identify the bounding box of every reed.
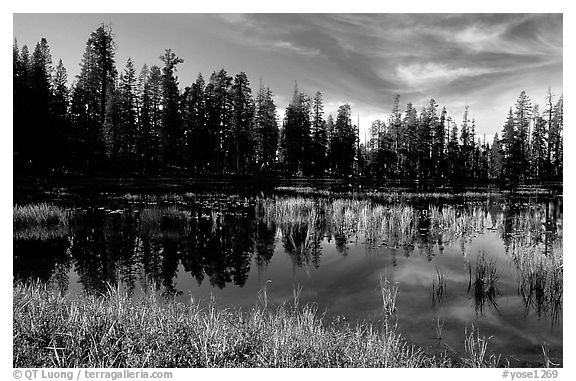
[14,203,73,229]
[468,253,499,315]
[258,197,497,249]
[138,206,193,239]
[511,240,562,322]
[432,266,448,304]
[380,275,398,318]
[435,317,444,340]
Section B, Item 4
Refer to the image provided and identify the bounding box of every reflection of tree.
[13,237,70,286]
[254,222,276,267]
[281,223,322,267]
[181,215,258,289]
[14,195,564,301]
[415,211,433,260]
[70,213,117,294]
[105,212,140,293]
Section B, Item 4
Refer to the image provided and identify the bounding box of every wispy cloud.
[396,63,495,89]
[13,13,562,138]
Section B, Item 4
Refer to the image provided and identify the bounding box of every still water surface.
[13,188,563,365]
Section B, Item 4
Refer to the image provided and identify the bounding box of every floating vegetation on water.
[511,240,562,323]
[273,185,506,201]
[468,253,499,316]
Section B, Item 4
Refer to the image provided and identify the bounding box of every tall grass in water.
[14,203,72,228]
[14,281,453,368]
[432,266,448,305]
[14,204,73,240]
[511,240,562,323]
[258,197,504,250]
[138,206,192,239]
[380,275,398,318]
[468,253,499,315]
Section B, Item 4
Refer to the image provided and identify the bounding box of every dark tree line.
[364,91,563,182]
[14,25,562,181]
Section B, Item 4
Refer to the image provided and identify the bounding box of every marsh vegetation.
[13,185,563,367]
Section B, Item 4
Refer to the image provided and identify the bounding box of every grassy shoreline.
[13,281,513,368]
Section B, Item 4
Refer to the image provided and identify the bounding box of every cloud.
[271,40,321,56]
[396,63,494,89]
[13,13,561,138]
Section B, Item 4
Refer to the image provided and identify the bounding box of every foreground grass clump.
[14,282,453,368]
[13,203,72,229]
[511,240,563,322]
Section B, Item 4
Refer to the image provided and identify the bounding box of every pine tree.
[514,91,532,179]
[103,58,138,168]
[13,41,32,170]
[28,38,54,170]
[136,64,152,172]
[400,102,418,178]
[159,49,184,169]
[253,86,279,171]
[544,88,555,175]
[51,59,70,169]
[390,94,402,176]
[206,69,233,173]
[148,65,164,170]
[280,86,311,175]
[530,104,547,179]
[70,24,117,170]
[489,133,503,179]
[229,72,255,174]
[120,58,137,166]
[460,106,471,178]
[470,119,477,177]
[325,115,335,172]
[501,108,516,180]
[446,116,459,179]
[331,104,356,176]
[182,73,207,172]
[310,91,328,175]
[415,101,435,179]
[550,95,563,179]
[435,107,447,178]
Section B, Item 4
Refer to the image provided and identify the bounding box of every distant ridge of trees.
[13,25,563,181]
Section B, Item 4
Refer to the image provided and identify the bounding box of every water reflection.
[13,195,562,318]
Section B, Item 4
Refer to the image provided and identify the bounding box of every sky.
[13,13,563,142]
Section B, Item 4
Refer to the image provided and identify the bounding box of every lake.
[13,181,563,366]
